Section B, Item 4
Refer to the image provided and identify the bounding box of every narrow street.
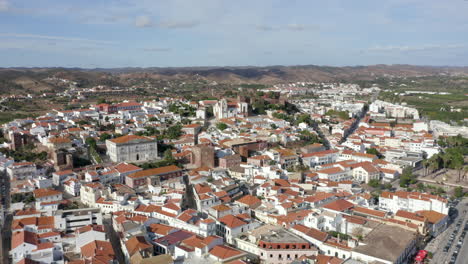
[0,171,11,264]
[310,121,331,150]
[339,104,369,144]
[181,174,196,210]
[103,216,126,264]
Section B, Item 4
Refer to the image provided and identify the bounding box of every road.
[425,198,468,264]
[0,171,11,264]
[455,219,468,264]
[103,216,126,264]
[181,174,196,210]
[310,121,331,150]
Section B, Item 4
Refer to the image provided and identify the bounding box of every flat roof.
[353,224,417,262]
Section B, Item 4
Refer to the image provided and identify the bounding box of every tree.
[400,167,417,187]
[454,186,465,198]
[366,148,384,159]
[163,149,175,163]
[416,183,426,192]
[216,122,228,131]
[368,179,380,188]
[97,98,108,104]
[383,183,392,190]
[99,133,111,142]
[85,137,97,148]
[166,125,182,139]
[422,159,430,177]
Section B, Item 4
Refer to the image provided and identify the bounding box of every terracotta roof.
[323,199,354,212]
[315,254,344,264]
[395,210,426,222]
[293,224,328,242]
[125,236,152,255]
[49,137,71,144]
[53,169,74,176]
[317,167,344,175]
[15,208,40,216]
[108,134,154,144]
[416,210,447,224]
[352,152,377,159]
[236,194,261,208]
[114,163,142,173]
[209,245,244,260]
[305,192,335,203]
[352,206,386,218]
[148,223,176,235]
[80,240,115,259]
[127,165,181,179]
[77,225,105,234]
[354,162,379,173]
[33,188,62,198]
[219,214,247,228]
[212,204,231,212]
[343,214,367,225]
[11,231,38,249]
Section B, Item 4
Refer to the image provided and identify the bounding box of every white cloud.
[135,15,153,28]
[287,23,307,31]
[143,47,171,52]
[255,23,318,32]
[369,44,466,52]
[0,33,115,44]
[0,0,9,11]
[159,20,199,29]
[256,25,276,31]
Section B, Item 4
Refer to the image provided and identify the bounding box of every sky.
[1,0,468,68]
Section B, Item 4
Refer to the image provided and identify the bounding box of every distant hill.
[1,64,468,94]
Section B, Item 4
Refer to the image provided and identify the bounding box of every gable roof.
[323,199,354,212]
[293,224,328,242]
[209,245,245,260]
[219,214,248,229]
[108,135,154,144]
[236,194,261,208]
[127,165,182,179]
[125,236,153,255]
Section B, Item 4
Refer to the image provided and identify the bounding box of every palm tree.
[441,153,450,173]
[422,159,430,177]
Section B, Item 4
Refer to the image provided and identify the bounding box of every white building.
[213,99,248,120]
[7,162,37,180]
[379,191,449,214]
[106,135,158,163]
